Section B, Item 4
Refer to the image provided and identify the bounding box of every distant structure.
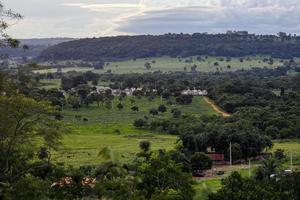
[93,86,207,97]
[181,88,208,96]
[226,30,249,36]
[206,147,225,162]
[94,86,148,96]
[278,32,287,38]
[207,153,225,162]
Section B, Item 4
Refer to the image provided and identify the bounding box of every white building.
[181,88,208,96]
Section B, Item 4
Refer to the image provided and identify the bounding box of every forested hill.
[0,38,75,58]
[38,33,300,61]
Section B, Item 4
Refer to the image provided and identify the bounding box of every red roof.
[207,153,225,161]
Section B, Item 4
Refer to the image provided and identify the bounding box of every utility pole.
[248,159,251,177]
[290,151,293,171]
[229,141,232,167]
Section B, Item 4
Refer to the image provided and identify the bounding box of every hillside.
[38,33,300,62]
[0,38,75,58]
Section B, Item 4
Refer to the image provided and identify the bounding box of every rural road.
[203,97,231,117]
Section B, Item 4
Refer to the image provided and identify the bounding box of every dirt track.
[204,97,231,117]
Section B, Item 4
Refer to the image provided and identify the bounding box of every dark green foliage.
[94,150,195,200]
[131,105,139,112]
[134,118,147,128]
[254,158,280,181]
[4,175,49,200]
[274,149,286,160]
[171,108,182,118]
[158,104,167,113]
[39,33,300,61]
[139,141,151,152]
[209,171,300,200]
[117,102,124,110]
[144,62,152,70]
[176,95,193,105]
[191,152,212,171]
[149,108,159,116]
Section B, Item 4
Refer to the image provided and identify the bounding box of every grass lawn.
[52,124,177,167]
[54,96,217,167]
[62,96,217,124]
[193,179,222,200]
[33,67,94,74]
[39,79,61,89]
[98,55,283,74]
[34,55,285,74]
[272,139,300,167]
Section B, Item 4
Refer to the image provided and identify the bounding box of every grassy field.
[34,55,285,74]
[39,79,61,89]
[52,124,177,166]
[96,55,283,74]
[272,140,300,166]
[33,67,94,74]
[53,96,217,166]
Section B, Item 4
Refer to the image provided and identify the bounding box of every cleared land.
[33,67,94,74]
[39,79,61,89]
[203,97,231,117]
[53,96,218,166]
[34,55,285,74]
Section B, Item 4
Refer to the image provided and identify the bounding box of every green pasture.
[272,140,300,166]
[62,96,217,124]
[52,123,177,167]
[34,55,285,74]
[96,55,283,74]
[54,96,217,167]
[39,79,61,89]
[194,179,222,200]
[33,67,94,74]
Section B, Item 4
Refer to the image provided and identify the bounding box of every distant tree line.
[38,33,300,62]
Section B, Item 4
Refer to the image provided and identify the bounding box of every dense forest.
[38,33,300,62]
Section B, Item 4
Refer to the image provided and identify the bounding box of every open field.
[62,96,218,124]
[97,55,284,74]
[34,55,285,74]
[272,140,300,166]
[33,67,94,74]
[52,124,177,166]
[53,96,217,166]
[39,79,61,89]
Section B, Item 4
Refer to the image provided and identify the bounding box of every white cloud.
[112,0,300,35]
[64,3,143,12]
[3,0,300,38]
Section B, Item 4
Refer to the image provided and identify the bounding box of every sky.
[3,0,300,39]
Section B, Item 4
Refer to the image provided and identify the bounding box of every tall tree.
[0,2,22,48]
[0,94,65,185]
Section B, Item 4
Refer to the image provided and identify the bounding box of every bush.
[158,104,167,113]
[139,141,151,152]
[134,119,147,128]
[191,152,212,172]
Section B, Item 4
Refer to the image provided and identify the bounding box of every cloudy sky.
[3,0,300,38]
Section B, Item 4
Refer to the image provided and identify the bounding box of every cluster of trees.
[98,65,300,139]
[209,153,300,200]
[134,114,272,160]
[207,69,300,139]
[38,33,300,62]
[61,71,100,91]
